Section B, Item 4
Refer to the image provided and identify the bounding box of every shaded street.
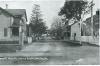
[0,40,99,65]
[0,0,99,65]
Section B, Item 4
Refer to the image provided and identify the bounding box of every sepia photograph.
[0,0,99,65]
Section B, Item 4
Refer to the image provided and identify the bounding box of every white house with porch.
[0,7,27,45]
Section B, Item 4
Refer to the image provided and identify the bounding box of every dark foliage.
[29,4,47,36]
[59,0,88,21]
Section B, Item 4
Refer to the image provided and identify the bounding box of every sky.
[0,0,99,29]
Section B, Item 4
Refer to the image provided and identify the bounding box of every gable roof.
[5,9,27,21]
[0,7,14,17]
[0,7,27,21]
[5,9,25,16]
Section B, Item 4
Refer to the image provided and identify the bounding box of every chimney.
[96,9,100,15]
[6,4,8,9]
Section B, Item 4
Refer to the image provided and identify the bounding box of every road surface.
[0,40,99,65]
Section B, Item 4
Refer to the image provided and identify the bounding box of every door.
[74,33,76,40]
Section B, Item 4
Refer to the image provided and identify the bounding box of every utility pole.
[90,0,95,44]
[80,14,83,45]
[80,7,86,45]
[19,20,24,49]
[80,20,82,45]
[91,0,94,38]
[99,10,100,46]
[79,0,94,45]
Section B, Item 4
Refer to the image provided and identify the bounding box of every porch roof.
[0,7,14,17]
[5,9,27,21]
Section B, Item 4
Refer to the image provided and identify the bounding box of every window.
[0,10,2,15]
[12,27,19,36]
[4,28,7,37]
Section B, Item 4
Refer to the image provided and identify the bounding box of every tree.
[50,16,64,40]
[58,0,88,22]
[29,4,47,39]
[58,0,89,44]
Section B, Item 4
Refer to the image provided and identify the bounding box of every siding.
[70,22,99,45]
[0,14,12,40]
[70,22,80,41]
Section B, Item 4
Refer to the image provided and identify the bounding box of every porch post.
[19,25,24,47]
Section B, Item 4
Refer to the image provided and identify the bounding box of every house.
[62,19,75,40]
[82,11,99,37]
[0,7,27,45]
[70,21,80,41]
[62,24,71,40]
[70,10,99,45]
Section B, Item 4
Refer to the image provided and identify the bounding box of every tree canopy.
[50,16,64,39]
[29,4,47,36]
[58,0,88,21]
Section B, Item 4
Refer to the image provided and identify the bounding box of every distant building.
[0,7,27,43]
[62,19,75,40]
[62,24,71,40]
[70,10,99,45]
[81,10,99,37]
[70,21,80,41]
